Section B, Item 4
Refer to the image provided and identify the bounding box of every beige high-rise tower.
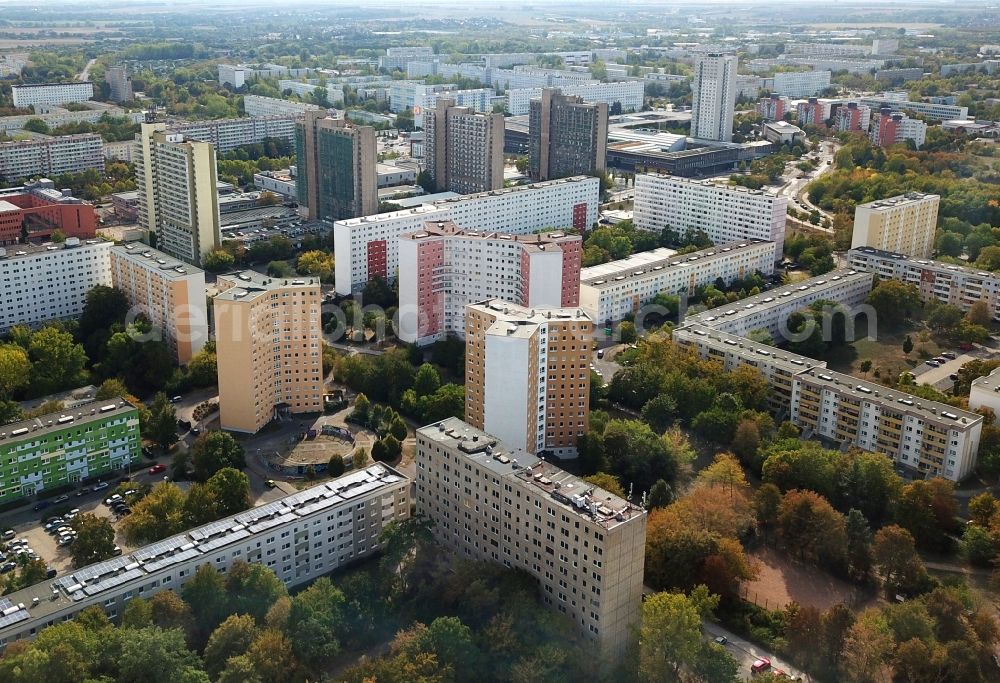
[214,272,323,433]
[424,97,504,194]
[851,192,940,258]
[134,122,221,266]
[465,300,592,457]
[295,111,377,221]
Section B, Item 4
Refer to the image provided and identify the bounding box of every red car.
[751,658,771,674]
[148,464,167,475]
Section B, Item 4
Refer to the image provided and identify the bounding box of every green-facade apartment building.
[0,399,140,503]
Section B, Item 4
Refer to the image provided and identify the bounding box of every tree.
[225,561,288,623]
[147,392,179,450]
[353,447,369,469]
[287,577,348,670]
[866,280,920,329]
[328,454,345,478]
[902,335,913,354]
[413,363,441,397]
[191,431,246,480]
[962,524,997,566]
[246,629,298,683]
[0,344,30,398]
[117,626,207,683]
[967,300,992,327]
[845,509,874,581]
[205,467,251,516]
[647,479,673,509]
[969,492,997,526]
[121,482,187,545]
[640,394,677,434]
[204,614,257,679]
[895,478,958,552]
[77,285,129,353]
[182,483,218,527]
[388,416,407,441]
[730,418,761,465]
[619,321,637,344]
[776,489,848,568]
[149,590,194,636]
[372,435,402,462]
[68,514,116,568]
[639,590,713,680]
[583,472,625,497]
[872,525,927,596]
[26,326,88,395]
[181,564,229,638]
[95,378,129,400]
[202,249,236,273]
[840,611,894,683]
[296,250,334,280]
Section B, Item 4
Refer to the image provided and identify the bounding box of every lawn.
[824,316,945,383]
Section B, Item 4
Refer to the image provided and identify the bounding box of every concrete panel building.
[528,88,608,181]
[12,82,94,109]
[690,53,737,142]
[243,94,321,118]
[0,465,410,647]
[167,115,299,154]
[633,173,787,256]
[415,418,645,663]
[214,271,322,434]
[424,98,504,195]
[0,399,139,504]
[333,176,599,295]
[0,134,104,182]
[772,70,832,97]
[506,81,643,116]
[397,220,582,345]
[0,238,111,333]
[465,301,592,457]
[134,123,222,266]
[580,241,777,324]
[295,111,377,222]
[105,65,133,103]
[850,192,939,258]
[868,108,927,149]
[109,244,208,364]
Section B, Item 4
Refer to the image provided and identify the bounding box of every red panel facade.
[560,240,581,307]
[366,239,387,280]
[572,202,588,231]
[416,241,444,338]
[0,194,97,245]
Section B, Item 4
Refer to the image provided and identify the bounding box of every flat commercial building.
[0,238,111,333]
[243,94,322,118]
[850,192,939,258]
[424,98,504,195]
[465,301,592,457]
[109,244,208,364]
[397,220,582,345]
[0,398,139,504]
[333,175,599,295]
[506,81,643,117]
[580,241,777,324]
[134,123,221,266]
[295,111,377,222]
[0,464,410,647]
[167,115,299,154]
[415,418,645,663]
[849,246,1000,321]
[528,88,608,181]
[12,82,94,109]
[0,181,97,245]
[772,70,832,98]
[214,271,323,434]
[792,367,982,481]
[690,53,737,142]
[253,169,297,197]
[633,173,787,256]
[858,96,968,122]
[684,269,874,340]
[0,133,104,181]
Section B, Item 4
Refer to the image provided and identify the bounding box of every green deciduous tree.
[205,467,251,516]
[147,392,179,450]
[639,590,712,680]
[191,431,246,480]
[69,513,116,568]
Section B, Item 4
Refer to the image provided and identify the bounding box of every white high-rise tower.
[690,53,738,142]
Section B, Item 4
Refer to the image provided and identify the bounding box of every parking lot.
[912,352,976,389]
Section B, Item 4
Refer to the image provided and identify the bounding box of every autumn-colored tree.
[872,525,928,596]
[776,489,848,569]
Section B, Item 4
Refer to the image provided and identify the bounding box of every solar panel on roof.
[0,609,30,629]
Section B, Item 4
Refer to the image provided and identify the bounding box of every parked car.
[67,508,80,518]
[93,482,110,491]
[751,658,772,674]
[265,479,277,489]
[1,530,14,541]
[46,567,57,579]
[0,562,16,574]
[149,464,167,475]
[950,373,959,381]
[112,546,123,556]
[941,351,957,360]
[58,535,75,546]
[714,636,727,645]
[596,349,605,359]
[53,494,69,504]
[75,486,90,497]
[925,360,941,367]
[104,494,122,506]
[170,395,182,403]
[32,500,50,511]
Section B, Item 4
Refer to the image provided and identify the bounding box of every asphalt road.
[702,620,810,681]
[774,141,837,225]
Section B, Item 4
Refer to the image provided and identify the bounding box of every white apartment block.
[771,70,832,98]
[0,105,143,135]
[0,53,28,78]
[849,247,1000,321]
[415,417,645,663]
[690,53,738,142]
[850,192,940,258]
[0,134,104,181]
[0,464,411,648]
[11,82,94,109]
[785,42,872,57]
[869,110,927,149]
[397,220,582,345]
[109,244,208,364]
[684,269,874,340]
[970,367,1000,423]
[506,81,644,116]
[0,238,112,333]
[166,115,299,153]
[242,94,321,118]
[333,175,600,295]
[633,173,788,256]
[379,46,435,71]
[388,81,452,113]
[492,66,596,91]
[218,64,249,88]
[580,241,777,324]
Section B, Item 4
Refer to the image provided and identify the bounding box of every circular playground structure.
[263,422,375,478]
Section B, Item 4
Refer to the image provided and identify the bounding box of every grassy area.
[825,317,945,383]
